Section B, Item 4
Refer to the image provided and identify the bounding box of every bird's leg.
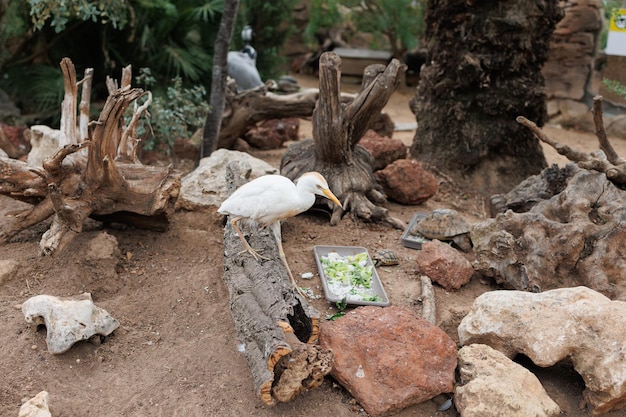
[230,217,269,261]
[269,222,307,297]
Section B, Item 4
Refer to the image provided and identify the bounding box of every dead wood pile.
[0,58,180,255]
[473,97,626,299]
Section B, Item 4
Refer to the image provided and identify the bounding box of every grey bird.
[227,45,263,92]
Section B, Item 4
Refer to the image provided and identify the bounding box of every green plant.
[235,0,299,79]
[326,298,348,320]
[28,0,129,32]
[0,0,223,127]
[305,0,426,58]
[603,78,626,98]
[133,68,209,152]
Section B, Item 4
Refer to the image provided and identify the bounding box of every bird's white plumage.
[218,171,341,295]
[218,172,338,226]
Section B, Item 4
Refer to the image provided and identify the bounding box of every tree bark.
[221,162,333,405]
[280,52,406,229]
[410,0,563,196]
[0,58,180,255]
[201,0,240,157]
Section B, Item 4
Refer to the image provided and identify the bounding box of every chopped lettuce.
[320,251,382,302]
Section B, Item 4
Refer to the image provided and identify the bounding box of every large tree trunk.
[280,52,406,229]
[410,0,563,195]
[0,58,180,255]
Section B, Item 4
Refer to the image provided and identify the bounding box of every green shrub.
[133,68,209,152]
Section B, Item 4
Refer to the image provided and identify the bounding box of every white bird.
[218,172,342,293]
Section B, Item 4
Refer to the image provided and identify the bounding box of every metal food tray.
[401,212,431,249]
[313,245,390,307]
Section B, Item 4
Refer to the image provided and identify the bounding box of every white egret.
[218,172,342,293]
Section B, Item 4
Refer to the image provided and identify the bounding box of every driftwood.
[0,58,180,255]
[216,82,320,150]
[473,97,626,299]
[517,96,626,186]
[281,52,406,229]
[221,162,333,405]
[216,78,366,151]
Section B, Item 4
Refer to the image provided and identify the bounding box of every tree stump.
[221,162,333,405]
[280,52,406,229]
[0,58,180,255]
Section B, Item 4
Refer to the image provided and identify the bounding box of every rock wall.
[542,0,626,136]
[542,0,602,103]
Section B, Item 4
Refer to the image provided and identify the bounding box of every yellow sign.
[610,9,626,32]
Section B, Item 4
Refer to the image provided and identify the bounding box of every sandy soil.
[1,74,625,416]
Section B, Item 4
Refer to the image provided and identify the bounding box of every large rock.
[26,125,64,168]
[319,306,457,416]
[22,293,119,354]
[177,149,278,210]
[374,158,438,205]
[243,118,299,150]
[358,129,407,171]
[0,122,30,159]
[18,391,51,417]
[458,287,626,416]
[543,0,602,101]
[415,240,474,290]
[455,344,561,417]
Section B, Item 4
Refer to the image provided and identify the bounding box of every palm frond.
[187,0,224,22]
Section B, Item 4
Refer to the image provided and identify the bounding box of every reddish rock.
[374,158,438,204]
[358,129,407,170]
[0,123,30,159]
[416,240,474,290]
[244,118,299,149]
[319,305,457,417]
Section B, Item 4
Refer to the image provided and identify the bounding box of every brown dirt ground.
[1,74,625,417]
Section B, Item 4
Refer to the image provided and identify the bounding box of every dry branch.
[221,162,332,405]
[214,79,362,151]
[0,58,180,255]
[517,97,626,186]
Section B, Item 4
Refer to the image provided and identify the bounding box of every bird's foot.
[290,276,308,298]
[238,247,270,261]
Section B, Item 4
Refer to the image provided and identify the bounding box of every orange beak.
[323,188,343,209]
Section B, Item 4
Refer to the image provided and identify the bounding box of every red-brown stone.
[416,240,474,290]
[374,158,438,204]
[358,129,407,171]
[319,305,457,417]
[243,118,299,149]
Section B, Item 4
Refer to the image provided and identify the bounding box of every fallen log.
[221,162,333,405]
[0,58,180,255]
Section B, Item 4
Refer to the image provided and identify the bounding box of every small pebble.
[31,345,37,350]
[438,397,453,411]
